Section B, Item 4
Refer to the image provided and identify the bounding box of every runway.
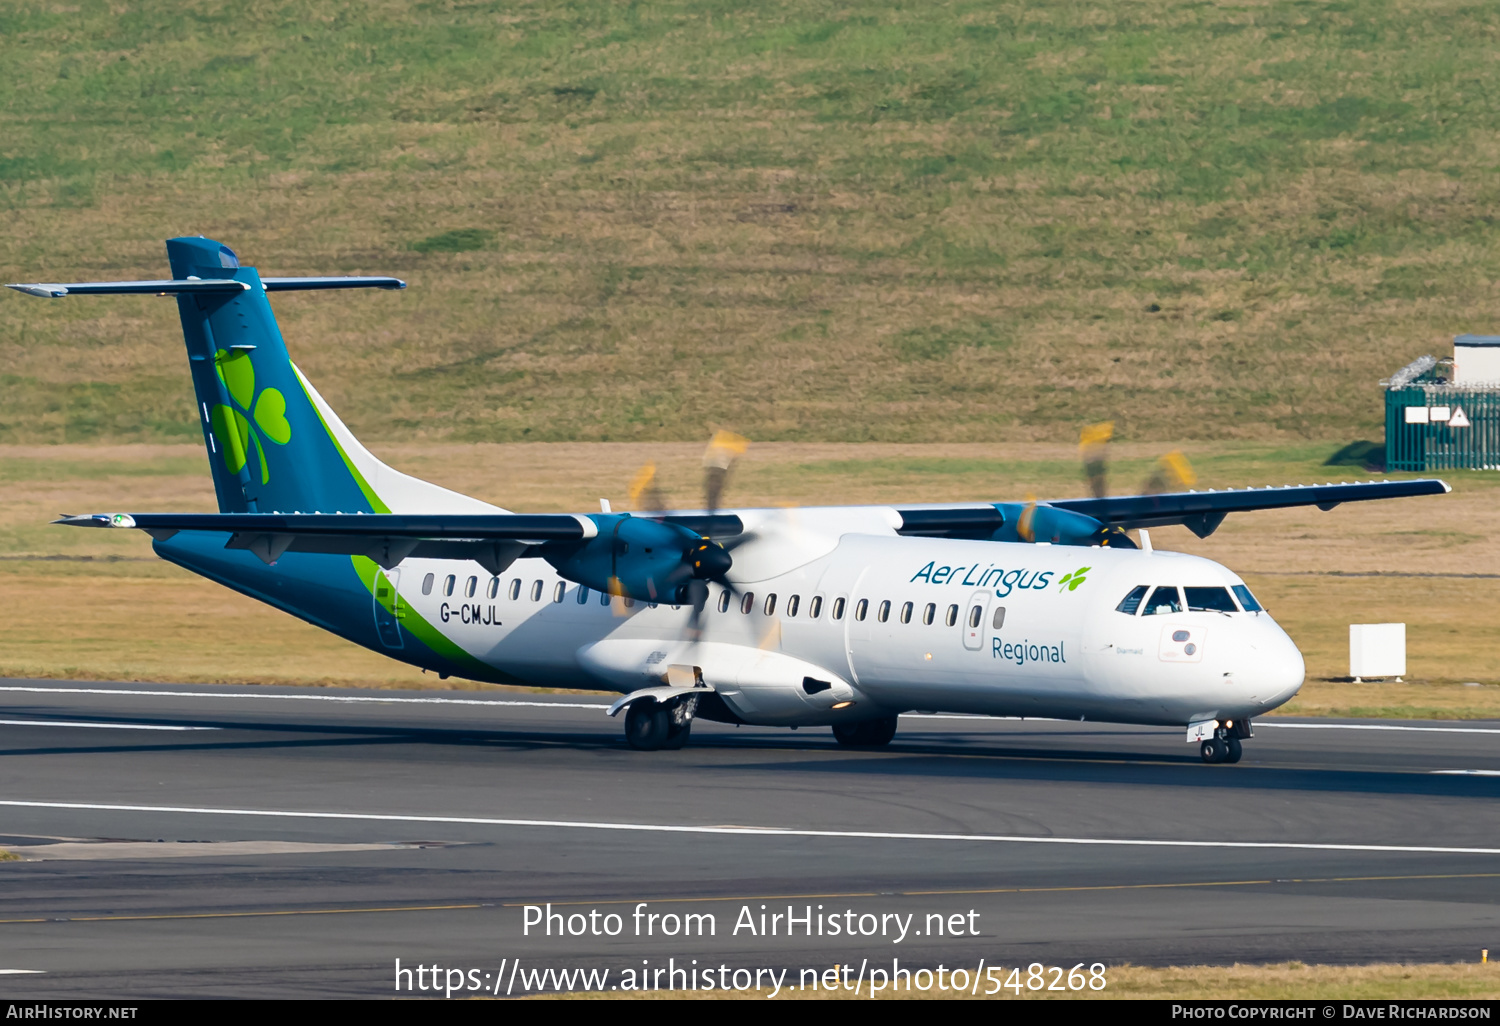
[1,678,1498,998]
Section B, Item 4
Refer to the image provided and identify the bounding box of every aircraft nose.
[1251,624,1305,709]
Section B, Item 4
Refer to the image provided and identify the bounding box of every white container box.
[1350,623,1406,681]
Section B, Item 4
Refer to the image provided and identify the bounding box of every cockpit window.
[1116,585,1149,615]
[1141,586,1182,616]
[1185,586,1237,613]
[1232,584,1263,612]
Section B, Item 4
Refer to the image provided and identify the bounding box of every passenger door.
[961,589,991,652]
[373,567,404,649]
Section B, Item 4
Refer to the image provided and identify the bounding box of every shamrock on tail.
[210,349,292,484]
[1058,566,1091,592]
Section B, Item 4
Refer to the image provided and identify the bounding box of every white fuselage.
[383,506,1305,729]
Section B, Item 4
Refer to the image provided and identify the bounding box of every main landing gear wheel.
[831,715,899,748]
[624,697,697,751]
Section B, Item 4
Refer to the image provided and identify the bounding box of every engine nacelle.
[542,514,726,603]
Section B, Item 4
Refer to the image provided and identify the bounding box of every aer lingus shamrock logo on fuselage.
[1058,566,1090,591]
[210,349,292,484]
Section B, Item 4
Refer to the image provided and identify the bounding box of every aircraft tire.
[831,715,899,748]
[1225,738,1243,763]
[1200,738,1227,764]
[662,719,692,751]
[624,702,670,751]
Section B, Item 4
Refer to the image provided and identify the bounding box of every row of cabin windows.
[709,591,993,631]
[412,574,1003,632]
[421,573,566,604]
[1114,583,1263,616]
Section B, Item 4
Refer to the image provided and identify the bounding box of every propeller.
[1069,421,1197,548]
[702,429,748,514]
[619,432,751,640]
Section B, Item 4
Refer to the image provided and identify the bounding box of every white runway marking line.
[0,970,44,975]
[0,686,610,711]
[0,719,218,731]
[3,799,1500,856]
[1259,722,1500,735]
[3,687,1497,734]
[1431,770,1500,776]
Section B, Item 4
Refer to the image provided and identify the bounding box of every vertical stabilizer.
[164,236,498,515]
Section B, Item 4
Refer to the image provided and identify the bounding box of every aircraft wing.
[890,478,1450,540]
[1046,478,1451,536]
[54,511,746,574]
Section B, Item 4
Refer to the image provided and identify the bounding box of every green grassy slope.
[2,0,1497,443]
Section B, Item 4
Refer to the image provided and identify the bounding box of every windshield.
[1232,584,1263,612]
[1185,586,1237,613]
[1115,585,1148,615]
[1142,586,1182,616]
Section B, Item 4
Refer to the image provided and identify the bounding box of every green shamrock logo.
[209,349,292,484]
[1058,566,1090,592]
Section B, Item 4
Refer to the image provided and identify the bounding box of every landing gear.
[1200,730,1245,764]
[624,695,696,751]
[831,715,899,748]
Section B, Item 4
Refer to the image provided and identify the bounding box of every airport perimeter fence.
[1384,385,1500,471]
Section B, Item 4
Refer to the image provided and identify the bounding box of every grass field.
[559,961,1500,999]
[3,0,1500,445]
[2,440,1496,717]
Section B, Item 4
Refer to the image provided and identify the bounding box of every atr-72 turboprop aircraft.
[9,237,1449,763]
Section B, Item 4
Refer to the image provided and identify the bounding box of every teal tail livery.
[160,236,495,518]
[8,238,1452,759]
[8,237,508,683]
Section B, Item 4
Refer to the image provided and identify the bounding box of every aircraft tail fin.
[12,236,497,515]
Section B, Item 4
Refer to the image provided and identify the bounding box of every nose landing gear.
[1200,728,1244,764]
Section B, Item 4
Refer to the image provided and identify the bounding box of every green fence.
[1385,386,1500,471]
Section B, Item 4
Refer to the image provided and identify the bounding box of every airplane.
[8,236,1449,764]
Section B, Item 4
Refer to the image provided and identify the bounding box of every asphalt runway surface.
[1,678,1498,998]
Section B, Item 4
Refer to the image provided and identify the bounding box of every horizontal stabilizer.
[7,279,249,298]
[8,276,404,298]
[260,276,406,291]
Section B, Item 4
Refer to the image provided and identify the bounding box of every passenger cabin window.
[1116,585,1149,615]
[764,594,777,616]
[508,579,521,601]
[422,573,435,596]
[922,603,935,626]
[900,601,913,624]
[992,606,1006,629]
[443,574,456,597]
[945,604,959,627]
[809,596,823,619]
[854,599,868,621]
[486,577,499,600]
[553,582,566,603]
[464,576,477,599]
[786,595,800,618]
[968,604,983,629]
[1142,586,1183,615]
[1232,584,1263,612]
[877,600,891,623]
[831,597,845,620]
[527,580,541,602]
[577,586,590,604]
[741,592,755,614]
[718,590,732,614]
[1185,586,1237,613]
[600,590,610,606]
